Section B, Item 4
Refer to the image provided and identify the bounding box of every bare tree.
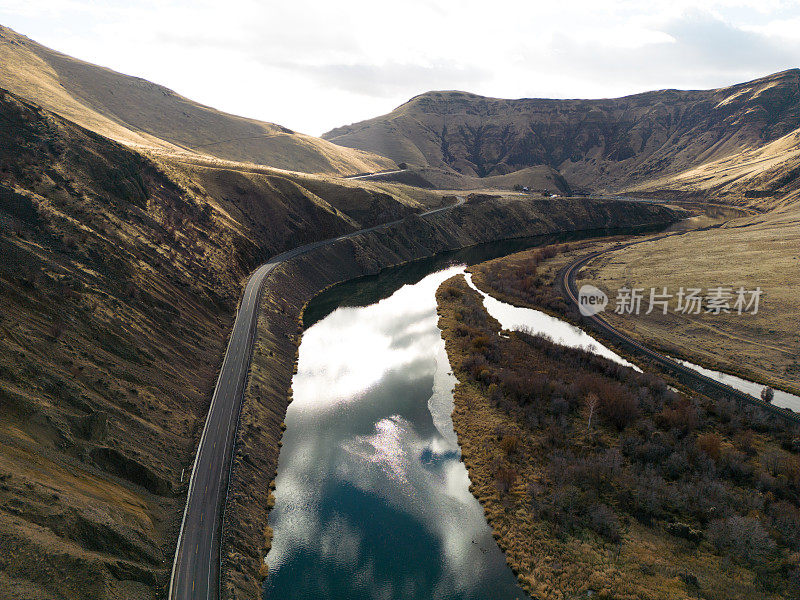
[586,392,598,433]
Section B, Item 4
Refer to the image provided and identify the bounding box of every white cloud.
[1,0,799,134]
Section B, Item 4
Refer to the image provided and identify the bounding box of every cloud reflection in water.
[264,266,526,600]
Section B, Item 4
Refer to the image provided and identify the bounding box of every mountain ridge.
[323,69,800,206]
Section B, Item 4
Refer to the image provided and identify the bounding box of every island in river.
[435,252,800,600]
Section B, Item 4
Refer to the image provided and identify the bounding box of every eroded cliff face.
[220,196,682,599]
[324,70,800,203]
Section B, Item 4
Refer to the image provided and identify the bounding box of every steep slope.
[0,25,395,175]
[627,127,800,211]
[0,87,422,600]
[324,70,800,202]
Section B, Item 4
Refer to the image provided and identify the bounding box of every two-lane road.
[168,196,464,600]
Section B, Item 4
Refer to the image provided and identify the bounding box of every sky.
[1,1,800,136]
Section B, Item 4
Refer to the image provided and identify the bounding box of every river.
[262,265,527,599]
[262,221,796,599]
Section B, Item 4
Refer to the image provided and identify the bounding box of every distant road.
[343,169,405,180]
[168,195,464,600]
[559,239,800,425]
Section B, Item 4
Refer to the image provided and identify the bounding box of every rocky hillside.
[0,25,395,175]
[324,70,800,205]
[0,87,422,600]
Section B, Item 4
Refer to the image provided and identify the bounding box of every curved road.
[559,238,800,425]
[168,196,464,600]
[343,168,405,180]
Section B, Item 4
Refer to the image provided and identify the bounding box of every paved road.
[168,195,464,600]
[343,169,405,180]
[558,237,800,425]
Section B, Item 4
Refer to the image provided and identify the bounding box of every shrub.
[487,383,503,404]
[768,501,800,550]
[697,433,722,462]
[499,435,520,456]
[707,515,776,565]
[541,484,591,532]
[598,385,639,430]
[496,465,518,494]
[630,468,667,522]
[442,284,463,299]
[589,503,621,542]
[663,449,690,480]
[761,386,775,403]
[501,372,553,405]
[734,430,757,456]
[634,438,672,465]
[550,397,570,416]
[657,399,698,433]
[719,447,753,483]
[471,335,491,351]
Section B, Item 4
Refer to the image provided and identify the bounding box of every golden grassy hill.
[624,130,800,211]
[324,71,800,205]
[0,25,396,176]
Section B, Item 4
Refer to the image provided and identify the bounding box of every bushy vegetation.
[438,274,800,599]
[470,243,578,316]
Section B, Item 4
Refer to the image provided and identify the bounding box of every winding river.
[262,232,644,599]
[262,222,797,599]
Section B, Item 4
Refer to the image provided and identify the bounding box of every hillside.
[574,203,800,395]
[324,71,800,205]
[0,25,395,176]
[0,86,427,599]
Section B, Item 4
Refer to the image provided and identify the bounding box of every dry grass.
[577,205,800,394]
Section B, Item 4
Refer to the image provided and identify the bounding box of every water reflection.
[672,357,800,413]
[303,224,671,328]
[464,273,639,370]
[264,266,527,600]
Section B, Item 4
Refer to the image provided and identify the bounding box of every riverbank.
[468,224,800,405]
[217,196,682,598]
[435,274,800,600]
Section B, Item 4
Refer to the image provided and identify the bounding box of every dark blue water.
[263,266,527,600]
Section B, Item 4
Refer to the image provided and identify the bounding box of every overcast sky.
[2,1,800,135]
